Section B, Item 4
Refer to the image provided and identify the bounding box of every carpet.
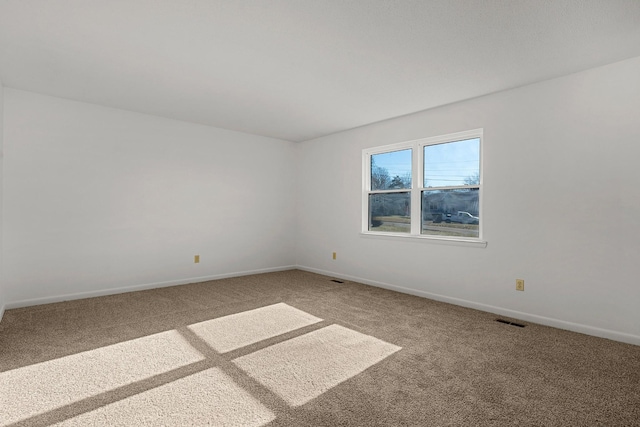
[1,269,639,426]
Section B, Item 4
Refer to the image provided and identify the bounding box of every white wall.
[3,89,296,306]
[295,56,640,345]
[0,78,5,320]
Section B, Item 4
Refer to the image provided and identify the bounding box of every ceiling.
[1,1,640,142]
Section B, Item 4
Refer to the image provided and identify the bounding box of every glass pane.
[371,149,412,190]
[422,189,479,238]
[424,138,479,188]
[369,192,410,233]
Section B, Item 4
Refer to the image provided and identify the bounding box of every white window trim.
[362,129,486,247]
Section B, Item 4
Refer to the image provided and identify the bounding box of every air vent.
[330,279,344,284]
[496,319,526,328]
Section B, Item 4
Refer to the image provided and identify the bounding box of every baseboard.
[0,303,5,323]
[297,265,640,346]
[5,265,297,310]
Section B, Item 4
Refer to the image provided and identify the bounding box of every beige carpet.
[1,270,639,426]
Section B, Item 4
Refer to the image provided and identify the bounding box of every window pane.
[371,149,412,191]
[424,138,479,188]
[422,189,479,238]
[369,192,410,233]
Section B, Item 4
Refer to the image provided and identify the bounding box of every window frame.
[362,129,485,246]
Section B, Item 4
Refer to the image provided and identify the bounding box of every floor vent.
[330,279,344,284]
[496,319,526,328]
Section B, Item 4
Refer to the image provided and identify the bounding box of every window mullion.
[362,153,370,232]
[410,145,421,235]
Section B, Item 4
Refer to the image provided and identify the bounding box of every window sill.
[360,231,488,248]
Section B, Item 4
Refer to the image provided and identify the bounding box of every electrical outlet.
[516,279,524,291]
[194,255,200,264]
[332,252,337,260]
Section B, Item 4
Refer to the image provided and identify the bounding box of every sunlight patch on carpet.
[233,324,401,406]
[0,330,204,426]
[52,368,275,427]
[188,302,322,353]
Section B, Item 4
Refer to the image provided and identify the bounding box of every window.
[368,148,412,233]
[363,129,483,242]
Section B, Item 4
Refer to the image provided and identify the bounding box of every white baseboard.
[297,265,640,347]
[5,265,297,310]
[0,303,5,323]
